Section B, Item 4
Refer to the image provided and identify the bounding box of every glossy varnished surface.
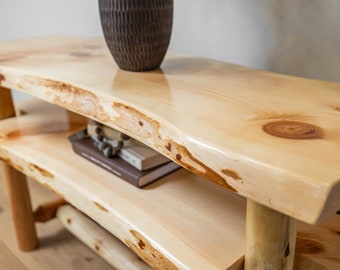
[0,100,339,269]
[0,169,114,270]
[0,36,339,224]
[0,99,247,269]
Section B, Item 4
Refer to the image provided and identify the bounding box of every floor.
[0,162,115,270]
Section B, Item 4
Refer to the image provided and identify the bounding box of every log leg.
[57,205,151,270]
[0,87,16,120]
[0,87,38,250]
[2,164,39,251]
[244,199,297,270]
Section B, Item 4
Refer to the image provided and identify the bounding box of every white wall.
[0,0,339,101]
[171,0,340,81]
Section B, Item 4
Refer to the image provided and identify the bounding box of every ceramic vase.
[99,0,173,72]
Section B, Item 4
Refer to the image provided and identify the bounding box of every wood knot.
[138,240,146,249]
[263,121,323,139]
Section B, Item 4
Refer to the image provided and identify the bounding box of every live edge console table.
[0,36,339,270]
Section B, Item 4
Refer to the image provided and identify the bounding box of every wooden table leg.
[245,199,297,270]
[1,87,38,251]
[0,87,16,120]
[2,164,39,251]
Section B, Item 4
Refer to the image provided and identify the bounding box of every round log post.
[0,87,16,120]
[245,199,297,270]
[0,87,39,251]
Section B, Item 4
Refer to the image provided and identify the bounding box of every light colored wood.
[294,213,340,270]
[1,163,39,251]
[0,87,15,120]
[0,83,39,251]
[57,204,151,270]
[0,166,115,270]
[1,99,339,270]
[2,171,338,270]
[34,198,67,222]
[245,199,297,270]
[0,36,339,224]
[0,99,246,269]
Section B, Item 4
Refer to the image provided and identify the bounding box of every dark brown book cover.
[70,136,180,188]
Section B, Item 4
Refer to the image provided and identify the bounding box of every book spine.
[71,140,140,186]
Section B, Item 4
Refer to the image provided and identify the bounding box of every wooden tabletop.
[0,36,339,224]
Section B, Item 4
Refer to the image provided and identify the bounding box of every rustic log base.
[0,89,39,251]
[2,163,39,251]
[245,199,297,270]
[0,87,16,120]
[57,204,151,270]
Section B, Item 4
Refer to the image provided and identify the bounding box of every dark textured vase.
[99,0,173,72]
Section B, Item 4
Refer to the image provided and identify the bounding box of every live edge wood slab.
[0,36,339,224]
[0,36,339,269]
[0,99,247,269]
[1,99,339,270]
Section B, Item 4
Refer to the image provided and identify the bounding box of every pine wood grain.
[0,87,15,120]
[295,214,340,270]
[0,88,38,251]
[0,99,247,269]
[0,36,339,224]
[0,163,115,270]
[57,205,151,270]
[2,163,39,251]
[245,200,297,269]
[0,99,339,269]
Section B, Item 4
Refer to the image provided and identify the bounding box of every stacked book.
[69,122,180,188]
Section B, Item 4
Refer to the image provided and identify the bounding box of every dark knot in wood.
[263,121,323,139]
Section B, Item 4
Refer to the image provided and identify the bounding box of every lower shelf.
[0,99,246,269]
[0,99,339,269]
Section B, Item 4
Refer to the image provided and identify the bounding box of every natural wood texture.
[3,169,337,270]
[294,213,340,270]
[57,204,151,270]
[1,36,340,269]
[0,99,246,269]
[1,163,39,251]
[0,100,339,269]
[0,36,339,224]
[245,199,297,270]
[0,87,15,120]
[34,198,67,222]
[0,166,115,270]
[1,86,39,251]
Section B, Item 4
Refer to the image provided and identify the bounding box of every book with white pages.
[87,122,171,171]
[118,141,171,171]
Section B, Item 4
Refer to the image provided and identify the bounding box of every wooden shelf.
[0,99,246,269]
[1,99,339,269]
[0,36,339,224]
[1,36,340,270]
